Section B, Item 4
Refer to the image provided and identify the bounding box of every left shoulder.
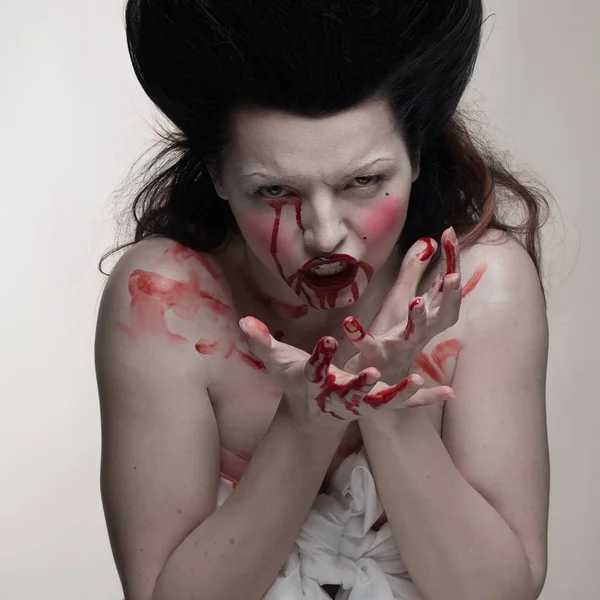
[457,229,546,322]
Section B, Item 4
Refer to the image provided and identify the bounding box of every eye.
[350,174,388,188]
[252,185,290,199]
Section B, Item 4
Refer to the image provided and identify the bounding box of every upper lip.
[301,254,358,272]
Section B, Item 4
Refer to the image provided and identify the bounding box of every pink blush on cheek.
[359,196,407,241]
[237,212,291,256]
[361,196,406,240]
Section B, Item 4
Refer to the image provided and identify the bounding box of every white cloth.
[217,449,424,599]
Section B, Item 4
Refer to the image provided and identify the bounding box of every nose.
[301,195,348,255]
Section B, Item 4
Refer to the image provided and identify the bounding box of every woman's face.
[214,99,419,311]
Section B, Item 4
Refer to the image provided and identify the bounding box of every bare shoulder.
[96,235,232,374]
[457,229,546,326]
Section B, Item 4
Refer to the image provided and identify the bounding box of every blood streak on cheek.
[359,196,406,243]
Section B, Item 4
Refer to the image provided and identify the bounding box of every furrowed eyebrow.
[240,157,395,183]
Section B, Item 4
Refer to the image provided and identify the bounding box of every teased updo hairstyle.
[102,0,549,286]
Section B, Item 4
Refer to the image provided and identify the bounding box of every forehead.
[225,100,406,173]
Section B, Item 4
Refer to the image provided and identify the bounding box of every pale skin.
[96,100,549,600]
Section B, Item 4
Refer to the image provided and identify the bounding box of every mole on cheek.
[361,196,406,241]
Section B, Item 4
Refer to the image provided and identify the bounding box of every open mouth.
[300,255,359,291]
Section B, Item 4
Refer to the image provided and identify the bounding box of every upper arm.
[442,235,550,594]
[95,240,221,600]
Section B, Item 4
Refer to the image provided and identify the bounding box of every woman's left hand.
[342,227,462,390]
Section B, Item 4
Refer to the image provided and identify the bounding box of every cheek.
[236,211,292,256]
[358,196,407,243]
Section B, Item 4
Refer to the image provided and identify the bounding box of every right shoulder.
[95,235,233,381]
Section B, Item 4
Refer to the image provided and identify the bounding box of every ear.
[206,162,228,200]
[411,152,421,183]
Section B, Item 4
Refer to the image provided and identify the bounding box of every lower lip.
[300,264,358,292]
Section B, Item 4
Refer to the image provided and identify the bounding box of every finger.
[348,367,381,394]
[304,336,338,384]
[342,316,382,361]
[362,374,424,409]
[239,316,274,350]
[336,367,381,416]
[402,297,427,343]
[430,273,462,336]
[401,385,456,409]
[426,227,460,311]
[438,227,461,293]
[392,237,439,299]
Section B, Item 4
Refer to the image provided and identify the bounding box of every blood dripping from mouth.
[267,199,373,310]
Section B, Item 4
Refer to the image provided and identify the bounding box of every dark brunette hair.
[101,0,549,290]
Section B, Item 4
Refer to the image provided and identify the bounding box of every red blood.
[403,297,423,340]
[267,197,374,310]
[337,442,354,458]
[308,337,336,383]
[343,316,371,341]
[314,367,380,418]
[220,472,238,488]
[118,268,230,340]
[237,350,267,372]
[416,238,436,261]
[439,236,457,292]
[462,262,489,297]
[266,296,309,319]
[195,341,219,355]
[268,198,304,283]
[314,373,351,420]
[431,338,461,370]
[363,377,410,409]
[351,281,359,301]
[163,243,197,265]
[413,352,444,384]
[412,339,461,384]
[163,244,221,280]
[196,255,221,281]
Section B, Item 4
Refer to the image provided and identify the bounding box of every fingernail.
[448,227,457,244]
[320,337,337,354]
[410,297,425,315]
[416,238,436,261]
[450,274,461,291]
[343,317,359,333]
[239,318,248,334]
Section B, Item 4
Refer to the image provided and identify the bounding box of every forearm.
[360,409,537,600]
[152,410,344,600]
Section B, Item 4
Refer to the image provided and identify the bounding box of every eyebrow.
[239,157,396,183]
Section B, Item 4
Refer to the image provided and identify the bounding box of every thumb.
[239,316,274,358]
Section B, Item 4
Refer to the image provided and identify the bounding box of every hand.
[238,317,448,435]
[342,227,462,394]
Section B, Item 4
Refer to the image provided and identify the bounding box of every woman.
[96,1,550,599]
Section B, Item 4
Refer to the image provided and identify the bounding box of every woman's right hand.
[239,316,453,435]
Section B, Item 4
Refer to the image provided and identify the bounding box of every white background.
[0,1,598,597]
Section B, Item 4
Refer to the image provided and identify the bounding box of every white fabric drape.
[218,449,423,599]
